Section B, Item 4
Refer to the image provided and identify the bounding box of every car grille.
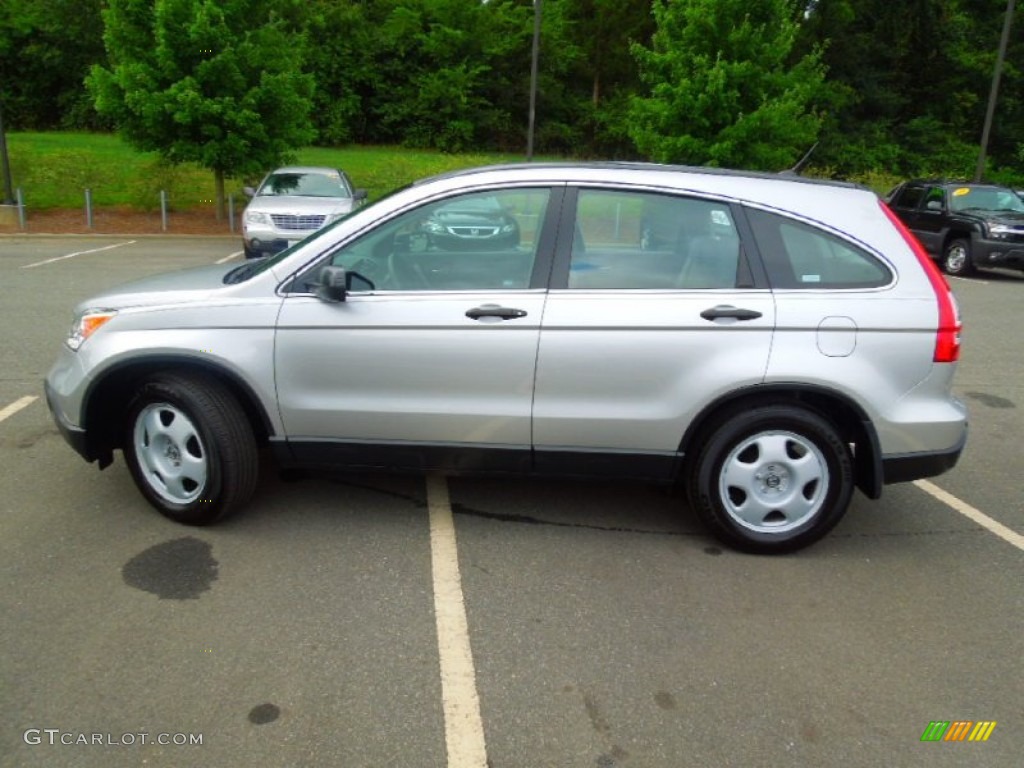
[271,214,326,231]
[448,226,500,238]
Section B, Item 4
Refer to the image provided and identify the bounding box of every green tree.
[796,0,971,177]
[795,0,1024,181]
[945,0,1024,181]
[356,0,537,152]
[0,0,107,129]
[629,0,827,170]
[556,0,652,156]
[88,0,315,216]
[302,0,377,145]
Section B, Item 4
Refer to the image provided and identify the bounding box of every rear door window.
[565,189,745,290]
[891,184,925,211]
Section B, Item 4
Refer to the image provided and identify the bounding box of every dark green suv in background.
[886,181,1024,276]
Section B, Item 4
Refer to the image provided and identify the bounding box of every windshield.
[257,171,352,198]
[223,184,416,284]
[223,220,346,284]
[949,186,1024,214]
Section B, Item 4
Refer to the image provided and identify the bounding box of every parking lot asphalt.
[1,236,1021,768]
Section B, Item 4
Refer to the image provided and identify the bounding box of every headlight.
[988,224,1014,237]
[67,309,117,351]
[244,210,271,225]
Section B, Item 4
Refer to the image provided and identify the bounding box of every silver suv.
[242,166,367,259]
[45,163,967,553]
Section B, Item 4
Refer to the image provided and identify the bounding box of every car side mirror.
[354,189,368,202]
[926,200,943,211]
[317,265,348,303]
[243,186,257,198]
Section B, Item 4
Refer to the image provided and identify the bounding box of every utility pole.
[0,99,14,204]
[526,0,542,161]
[974,0,1016,182]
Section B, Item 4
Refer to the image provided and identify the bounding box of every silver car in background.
[45,162,967,553]
[242,166,367,258]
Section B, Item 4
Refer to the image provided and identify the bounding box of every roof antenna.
[780,142,819,176]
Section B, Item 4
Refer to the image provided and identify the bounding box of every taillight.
[879,201,961,363]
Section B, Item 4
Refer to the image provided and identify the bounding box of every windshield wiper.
[224,261,261,284]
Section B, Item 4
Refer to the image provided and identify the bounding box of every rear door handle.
[466,305,528,320]
[700,305,763,321]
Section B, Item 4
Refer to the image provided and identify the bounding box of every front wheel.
[942,238,975,276]
[688,406,854,554]
[123,373,259,525]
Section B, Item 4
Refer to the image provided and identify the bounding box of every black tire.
[123,372,258,525]
[942,238,975,276]
[687,405,854,554]
[243,244,261,260]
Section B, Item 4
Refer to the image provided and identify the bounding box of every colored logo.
[921,721,996,742]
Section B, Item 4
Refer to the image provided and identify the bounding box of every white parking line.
[426,473,488,768]
[915,479,1024,552]
[0,396,38,423]
[21,241,137,269]
[948,274,989,285]
[215,251,243,264]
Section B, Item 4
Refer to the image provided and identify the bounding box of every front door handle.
[466,304,528,320]
[700,305,763,321]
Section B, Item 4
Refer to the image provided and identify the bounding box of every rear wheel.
[688,405,854,554]
[123,373,258,525]
[942,238,974,276]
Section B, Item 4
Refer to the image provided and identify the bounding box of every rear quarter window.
[746,207,893,289]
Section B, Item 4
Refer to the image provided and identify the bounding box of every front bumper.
[242,221,322,256]
[973,238,1024,270]
[44,379,104,465]
[243,236,296,257]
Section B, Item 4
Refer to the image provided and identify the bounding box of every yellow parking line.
[0,395,38,423]
[215,251,243,264]
[426,473,488,768]
[915,479,1024,552]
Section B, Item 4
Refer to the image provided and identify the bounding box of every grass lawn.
[5,132,527,211]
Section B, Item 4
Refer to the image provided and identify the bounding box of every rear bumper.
[881,428,967,484]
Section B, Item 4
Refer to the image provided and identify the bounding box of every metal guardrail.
[1,188,241,233]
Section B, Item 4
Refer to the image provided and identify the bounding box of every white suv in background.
[241,166,367,258]
[46,163,967,553]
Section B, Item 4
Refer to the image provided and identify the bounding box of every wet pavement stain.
[248,703,281,725]
[583,693,612,735]
[122,537,218,599]
[581,690,629,765]
[654,691,677,710]
[15,427,59,450]
[596,745,629,766]
[965,391,1015,409]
